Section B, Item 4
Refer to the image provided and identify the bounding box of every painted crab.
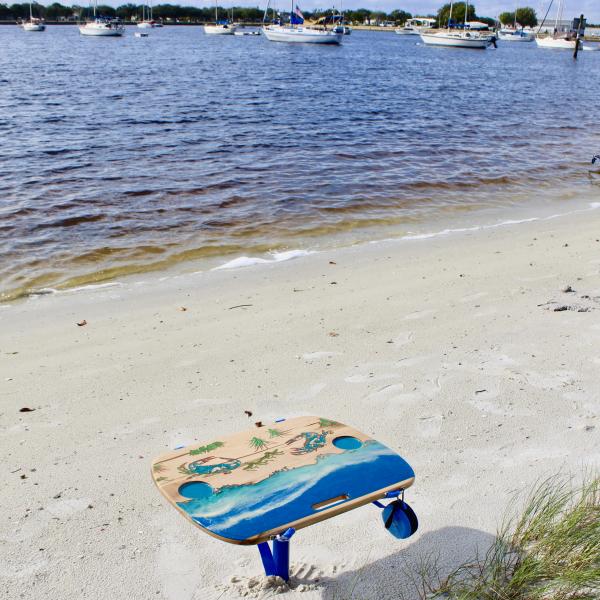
[286,430,333,455]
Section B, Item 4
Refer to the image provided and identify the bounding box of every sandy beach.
[2,206,600,599]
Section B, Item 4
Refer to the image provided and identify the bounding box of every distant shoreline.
[2,22,599,38]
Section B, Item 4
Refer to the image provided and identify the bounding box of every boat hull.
[204,25,237,35]
[498,32,534,42]
[535,36,575,49]
[22,23,46,31]
[79,26,124,36]
[137,22,154,28]
[262,26,342,44]
[420,32,491,48]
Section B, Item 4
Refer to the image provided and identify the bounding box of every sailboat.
[204,2,237,34]
[137,2,155,28]
[396,18,436,35]
[21,1,46,31]
[498,7,534,41]
[535,0,580,48]
[79,0,124,36]
[262,3,343,44]
[420,0,495,48]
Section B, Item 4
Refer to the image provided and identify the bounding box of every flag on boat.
[291,5,304,24]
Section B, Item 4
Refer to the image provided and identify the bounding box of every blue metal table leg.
[258,542,277,576]
[257,528,295,582]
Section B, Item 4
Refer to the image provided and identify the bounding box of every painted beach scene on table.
[151,416,415,544]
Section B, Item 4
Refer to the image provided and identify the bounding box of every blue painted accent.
[275,418,286,423]
[177,440,414,542]
[187,458,241,475]
[178,481,213,499]
[332,436,362,450]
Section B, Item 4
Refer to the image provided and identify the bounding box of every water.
[1,25,599,301]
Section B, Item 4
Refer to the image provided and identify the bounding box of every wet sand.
[2,207,600,599]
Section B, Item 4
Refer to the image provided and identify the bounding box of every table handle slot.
[312,494,349,511]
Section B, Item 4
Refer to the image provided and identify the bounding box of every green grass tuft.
[426,473,600,600]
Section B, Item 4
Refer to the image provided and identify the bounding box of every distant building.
[537,18,583,34]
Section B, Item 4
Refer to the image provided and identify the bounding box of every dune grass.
[425,474,600,600]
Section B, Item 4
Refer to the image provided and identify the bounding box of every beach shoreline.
[2,207,600,599]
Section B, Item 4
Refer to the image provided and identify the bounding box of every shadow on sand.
[318,526,496,600]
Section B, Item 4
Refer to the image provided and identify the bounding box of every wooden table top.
[151,415,415,544]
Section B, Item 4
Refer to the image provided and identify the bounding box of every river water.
[1,25,599,300]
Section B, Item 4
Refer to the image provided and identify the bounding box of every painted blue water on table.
[177,440,414,541]
[1,25,600,300]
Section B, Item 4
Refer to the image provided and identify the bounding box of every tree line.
[0,2,538,26]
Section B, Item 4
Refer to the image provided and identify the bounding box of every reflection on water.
[1,26,599,300]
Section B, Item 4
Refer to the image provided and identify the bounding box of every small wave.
[213,249,315,271]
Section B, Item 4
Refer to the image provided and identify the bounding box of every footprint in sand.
[388,332,414,347]
[417,415,443,437]
[459,291,489,303]
[367,383,405,401]
[404,309,437,320]
[302,351,342,362]
[344,367,397,383]
[522,370,577,390]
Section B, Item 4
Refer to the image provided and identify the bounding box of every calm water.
[1,25,599,300]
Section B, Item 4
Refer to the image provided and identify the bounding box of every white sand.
[2,208,600,599]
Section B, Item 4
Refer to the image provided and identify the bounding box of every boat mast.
[215,0,217,24]
[554,0,562,31]
[448,1,453,31]
[29,0,33,20]
[465,0,468,28]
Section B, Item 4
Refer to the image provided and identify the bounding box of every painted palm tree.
[267,428,284,438]
[249,437,268,451]
[319,418,339,427]
[189,441,224,456]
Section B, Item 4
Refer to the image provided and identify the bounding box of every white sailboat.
[262,3,343,44]
[137,2,155,28]
[420,2,494,48]
[535,0,575,48]
[204,2,237,34]
[396,18,436,35]
[498,28,534,41]
[21,2,46,31]
[79,0,124,36]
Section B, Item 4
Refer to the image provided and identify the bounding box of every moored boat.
[396,17,436,35]
[204,1,237,34]
[420,1,494,48]
[262,4,342,44]
[20,2,45,31]
[498,28,534,41]
[420,30,494,48]
[263,25,343,43]
[80,17,124,36]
